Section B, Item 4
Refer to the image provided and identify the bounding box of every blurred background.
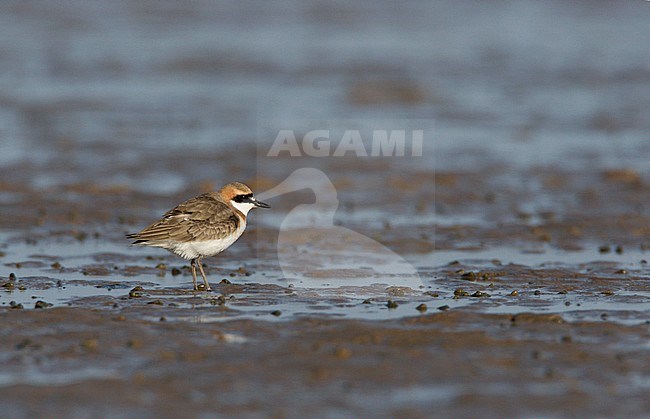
[1,0,648,191]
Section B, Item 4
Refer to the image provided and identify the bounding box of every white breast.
[170,222,246,260]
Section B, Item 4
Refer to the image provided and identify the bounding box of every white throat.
[231,200,256,215]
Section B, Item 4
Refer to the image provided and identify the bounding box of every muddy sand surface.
[1,162,650,417]
[1,0,650,417]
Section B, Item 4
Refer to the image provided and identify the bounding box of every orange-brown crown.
[218,182,253,201]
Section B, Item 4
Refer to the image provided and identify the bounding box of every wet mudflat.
[1,164,650,417]
[2,0,650,417]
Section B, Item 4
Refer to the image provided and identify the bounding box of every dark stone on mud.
[437,305,450,311]
[129,286,144,298]
[2,282,15,289]
[171,268,182,276]
[510,290,519,296]
[220,279,232,285]
[9,273,16,281]
[453,288,469,298]
[470,291,490,298]
[9,301,23,309]
[598,245,611,253]
[416,303,427,312]
[147,300,164,305]
[386,300,399,309]
[271,310,282,316]
[34,300,53,309]
[461,271,477,281]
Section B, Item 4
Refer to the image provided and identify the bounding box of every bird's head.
[219,182,270,215]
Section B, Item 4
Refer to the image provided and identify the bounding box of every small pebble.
[416,303,427,312]
[129,286,144,298]
[437,305,450,311]
[461,271,477,281]
[271,310,282,317]
[453,288,469,297]
[386,300,399,309]
[34,300,53,309]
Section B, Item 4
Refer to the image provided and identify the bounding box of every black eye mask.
[233,193,254,203]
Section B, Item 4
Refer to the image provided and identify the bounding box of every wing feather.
[128,193,241,244]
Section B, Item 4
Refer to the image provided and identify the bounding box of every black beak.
[252,198,270,209]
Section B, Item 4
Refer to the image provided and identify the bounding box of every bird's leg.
[190,258,198,291]
[196,256,212,291]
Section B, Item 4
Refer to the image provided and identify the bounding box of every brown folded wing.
[128,193,241,244]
